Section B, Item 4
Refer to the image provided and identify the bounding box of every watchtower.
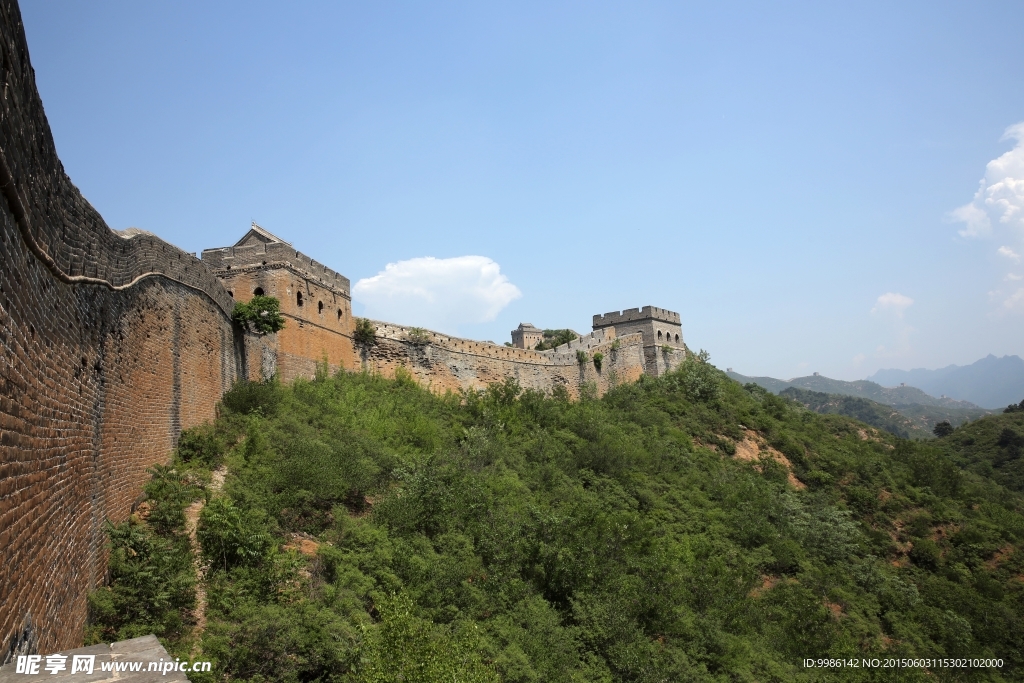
[511,322,544,349]
[201,223,355,379]
[592,306,684,376]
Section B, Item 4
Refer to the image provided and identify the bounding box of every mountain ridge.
[726,370,985,410]
[869,354,1024,409]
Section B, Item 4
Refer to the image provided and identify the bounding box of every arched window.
[228,291,234,298]
[674,334,679,342]
[253,287,264,296]
[337,309,342,320]
[318,301,324,314]
[297,291,304,307]
[658,330,663,340]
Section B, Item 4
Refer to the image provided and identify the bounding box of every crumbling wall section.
[361,322,648,398]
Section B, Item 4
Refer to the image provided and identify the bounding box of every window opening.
[297,291,304,306]
[253,287,264,296]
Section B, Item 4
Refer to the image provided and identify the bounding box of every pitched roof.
[233,222,292,247]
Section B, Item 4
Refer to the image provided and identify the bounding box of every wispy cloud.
[998,245,1021,261]
[870,292,914,317]
[353,255,521,333]
[1003,288,1024,311]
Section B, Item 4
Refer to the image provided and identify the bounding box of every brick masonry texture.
[0,1,241,662]
[0,0,686,660]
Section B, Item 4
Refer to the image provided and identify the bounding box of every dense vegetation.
[534,329,579,351]
[88,358,1024,681]
[936,411,1024,495]
[781,387,931,440]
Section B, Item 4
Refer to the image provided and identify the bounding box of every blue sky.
[21,0,1024,380]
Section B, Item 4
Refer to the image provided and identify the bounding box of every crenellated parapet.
[593,306,681,327]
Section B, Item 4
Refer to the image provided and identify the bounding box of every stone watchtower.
[592,306,684,376]
[201,223,355,380]
[511,323,544,349]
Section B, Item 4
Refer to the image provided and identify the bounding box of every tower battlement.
[592,306,681,327]
[590,306,683,376]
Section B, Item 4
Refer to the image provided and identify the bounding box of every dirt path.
[184,466,226,643]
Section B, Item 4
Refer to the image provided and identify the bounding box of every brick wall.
[0,1,242,660]
[213,265,355,382]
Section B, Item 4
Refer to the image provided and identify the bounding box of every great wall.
[0,1,686,661]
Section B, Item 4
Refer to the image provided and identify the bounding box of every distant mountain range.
[869,355,1024,410]
[726,370,994,438]
[725,370,984,410]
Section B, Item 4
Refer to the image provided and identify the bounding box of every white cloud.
[998,245,1021,261]
[951,122,1024,238]
[852,353,866,365]
[871,292,914,317]
[1003,288,1024,311]
[353,255,522,333]
[1006,273,1023,281]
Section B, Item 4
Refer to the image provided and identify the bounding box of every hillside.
[934,410,1024,493]
[779,387,933,439]
[89,361,1024,681]
[870,355,1024,410]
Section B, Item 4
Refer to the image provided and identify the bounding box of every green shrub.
[355,318,377,346]
[676,349,720,403]
[406,327,431,345]
[356,593,498,682]
[220,378,282,416]
[85,519,195,644]
[576,350,587,364]
[143,465,204,536]
[197,497,271,571]
[592,352,603,371]
[910,538,942,570]
[176,424,226,467]
[232,295,285,335]
[534,329,579,351]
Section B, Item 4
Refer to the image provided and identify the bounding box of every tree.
[232,295,285,334]
[354,318,377,346]
[535,329,579,351]
[933,420,955,438]
[677,349,720,403]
